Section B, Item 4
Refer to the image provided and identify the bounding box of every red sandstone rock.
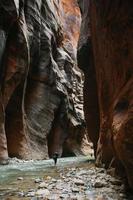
[78,0,133,189]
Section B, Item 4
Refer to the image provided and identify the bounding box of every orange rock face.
[61,0,81,50]
[78,0,133,189]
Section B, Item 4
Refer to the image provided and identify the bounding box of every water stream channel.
[0,156,132,200]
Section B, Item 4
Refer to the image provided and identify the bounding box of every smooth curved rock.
[0,0,86,161]
[78,0,133,189]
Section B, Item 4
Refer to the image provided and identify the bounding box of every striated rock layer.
[0,0,87,161]
[78,0,133,189]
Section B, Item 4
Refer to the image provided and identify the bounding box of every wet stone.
[56,184,64,190]
[119,193,126,198]
[46,176,52,180]
[94,181,106,188]
[72,187,80,192]
[109,179,122,186]
[28,189,35,192]
[76,170,88,176]
[47,185,54,190]
[74,179,84,186]
[62,188,70,193]
[51,178,57,183]
[38,182,48,188]
[97,168,105,174]
[34,178,42,183]
[18,191,25,197]
[96,194,111,200]
[70,195,78,200]
[31,197,38,200]
[60,194,69,198]
[71,168,76,171]
[119,184,126,192]
[26,191,35,197]
[17,177,23,181]
[36,189,50,196]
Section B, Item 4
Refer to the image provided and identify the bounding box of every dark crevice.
[114,99,129,113]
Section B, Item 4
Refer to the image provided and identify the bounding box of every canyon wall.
[78,0,133,189]
[0,0,87,163]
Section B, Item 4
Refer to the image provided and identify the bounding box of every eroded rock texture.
[0,0,86,161]
[78,0,133,189]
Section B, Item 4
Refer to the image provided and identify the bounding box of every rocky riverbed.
[0,157,133,200]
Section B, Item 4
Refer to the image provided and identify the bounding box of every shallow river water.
[0,156,132,200]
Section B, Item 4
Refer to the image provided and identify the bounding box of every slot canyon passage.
[0,0,133,199]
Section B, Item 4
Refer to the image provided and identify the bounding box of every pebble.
[119,193,126,198]
[17,177,23,180]
[46,176,51,180]
[48,194,59,200]
[31,198,38,200]
[97,168,105,174]
[38,182,47,188]
[109,179,122,186]
[70,195,78,200]
[71,168,76,171]
[18,191,25,197]
[51,178,57,183]
[85,190,95,196]
[57,179,62,183]
[76,170,88,176]
[61,176,65,179]
[34,178,42,183]
[36,189,50,196]
[62,188,70,193]
[72,187,80,192]
[28,189,35,192]
[26,191,35,197]
[56,184,64,190]
[74,179,84,186]
[96,195,109,200]
[60,194,69,198]
[94,181,106,188]
[47,185,54,190]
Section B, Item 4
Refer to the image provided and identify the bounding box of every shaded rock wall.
[0,0,86,161]
[77,0,100,156]
[78,0,133,189]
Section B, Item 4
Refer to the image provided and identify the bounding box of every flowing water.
[0,156,132,200]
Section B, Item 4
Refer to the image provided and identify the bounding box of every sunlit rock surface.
[0,0,87,161]
[78,0,133,189]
